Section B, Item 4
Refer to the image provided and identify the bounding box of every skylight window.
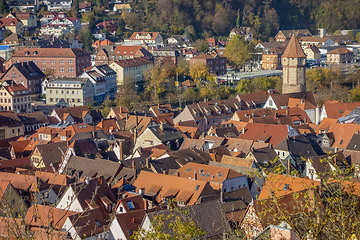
[340,140,343,145]
[283,184,290,191]
[82,125,86,128]
[200,172,206,177]
[195,185,200,191]
[126,201,135,210]
[218,173,223,177]
[186,168,191,172]
[205,173,210,177]
[79,126,82,129]
[95,220,100,227]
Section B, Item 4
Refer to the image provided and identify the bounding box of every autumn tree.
[144,61,175,103]
[235,79,254,94]
[351,84,360,102]
[132,201,206,240]
[225,34,253,71]
[115,77,144,112]
[244,155,360,240]
[44,68,55,78]
[71,0,79,18]
[189,62,213,84]
[356,32,360,43]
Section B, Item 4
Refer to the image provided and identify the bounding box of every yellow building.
[109,57,153,85]
[0,17,24,35]
[303,45,321,61]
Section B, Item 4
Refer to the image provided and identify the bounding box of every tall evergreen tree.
[236,9,241,28]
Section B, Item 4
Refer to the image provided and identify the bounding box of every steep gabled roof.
[282,35,306,58]
[327,47,354,54]
[34,142,68,168]
[52,106,90,122]
[134,171,216,205]
[147,200,230,239]
[238,123,289,146]
[25,205,77,230]
[259,173,320,200]
[176,162,243,183]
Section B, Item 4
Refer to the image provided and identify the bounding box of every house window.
[60,60,64,64]
[51,60,55,64]
[69,68,73,72]
[69,60,73,64]
[42,60,46,64]
[60,68,64,72]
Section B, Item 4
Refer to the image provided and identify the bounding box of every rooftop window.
[186,168,191,172]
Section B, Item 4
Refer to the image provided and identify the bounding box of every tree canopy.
[225,35,253,71]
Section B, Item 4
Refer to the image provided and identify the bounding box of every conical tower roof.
[282,35,306,58]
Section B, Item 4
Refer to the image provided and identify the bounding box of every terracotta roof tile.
[327,123,360,148]
[258,173,320,200]
[238,123,289,146]
[282,35,306,58]
[134,171,216,205]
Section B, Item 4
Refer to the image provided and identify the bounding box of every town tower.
[281,34,307,93]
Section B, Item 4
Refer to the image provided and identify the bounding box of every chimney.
[275,112,278,118]
[220,188,224,203]
[357,130,359,134]
[132,161,135,169]
[193,170,197,180]
[286,109,289,115]
[335,147,338,153]
[242,127,245,134]
[163,170,166,174]
[287,158,291,176]
[304,117,307,124]
[159,123,164,131]
[119,141,123,161]
[293,136,296,142]
[145,157,149,168]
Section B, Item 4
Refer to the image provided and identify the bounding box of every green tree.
[334,29,342,35]
[195,39,209,54]
[347,30,354,40]
[351,84,360,102]
[78,26,93,51]
[235,79,254,94]
[100,97,115,117]
[225,34,253,71]
[0,0,9,17]
[236,9,241,28]
[356,32,360,43]
[3,29,12,38]
[71,0,79,17]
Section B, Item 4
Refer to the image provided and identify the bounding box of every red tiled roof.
[327,123,360,148]
[282,35,306,58]
[323,101,360,119]
[238,123,289,146]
